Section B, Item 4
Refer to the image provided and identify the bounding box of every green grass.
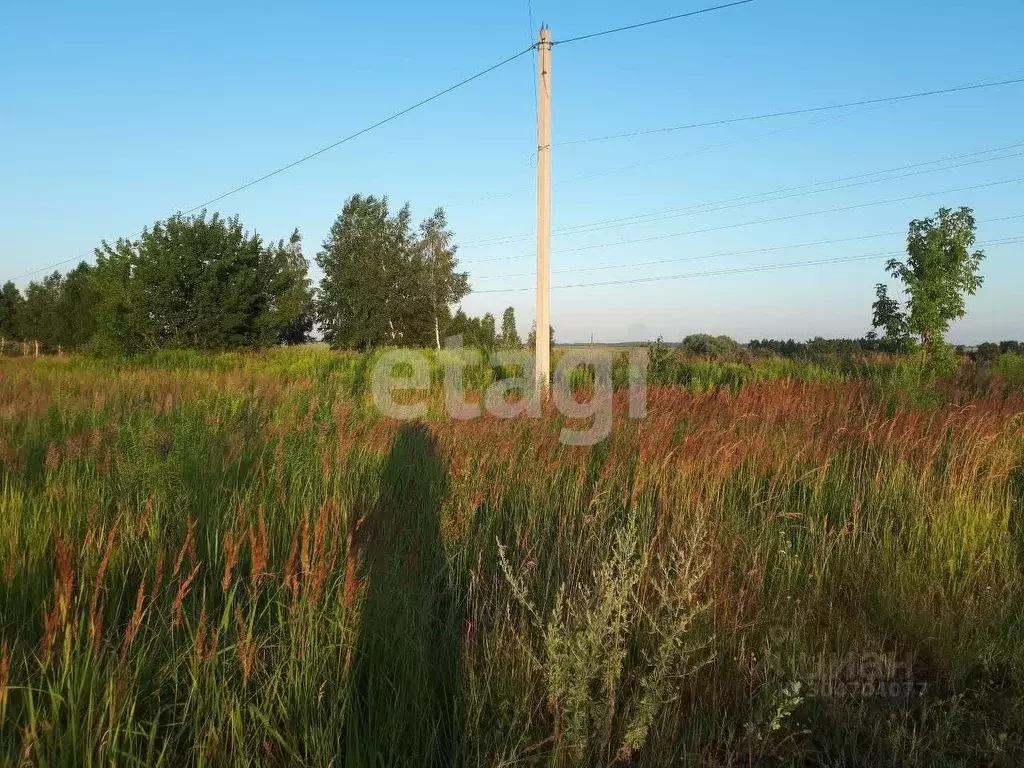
[0,350,1022,765]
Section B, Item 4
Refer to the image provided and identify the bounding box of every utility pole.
[535,26,552,395]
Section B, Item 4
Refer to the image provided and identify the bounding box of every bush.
[680,334,738,358]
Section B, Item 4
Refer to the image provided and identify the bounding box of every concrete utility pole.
[535,26,552,394]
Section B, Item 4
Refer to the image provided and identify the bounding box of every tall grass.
[0,351,1022,765]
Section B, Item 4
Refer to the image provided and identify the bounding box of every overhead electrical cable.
[461,141,1024,248]
[557,75,1024,146]
[462,177,1024,264]
[8,44,536,283]
[468,213,1024,279]
[471,236,1024,293]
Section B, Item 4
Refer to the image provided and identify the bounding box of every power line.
[447,97,900,210]
[462,141,1024,248]
[557,75,1024,146]
[184,46,535,214]
[8,44,537,284]
[553,0,756,46]
[472,236,1024,293]
[463,177,1024,263]
[469,213,1024,279]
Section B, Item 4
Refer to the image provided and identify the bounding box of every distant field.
[1,349,1023,765]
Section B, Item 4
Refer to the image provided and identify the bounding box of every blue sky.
[2,0,1022,343]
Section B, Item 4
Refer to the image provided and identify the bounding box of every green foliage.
[646,335,675,381]
[871,282,912,352]
[317,195,467,351]
[418,208,469,349]
[874,206,985,354]
[20,272,63,349]
[500,306,521,348]
[91,211,303,354]
[2,349,1024,763]
[58,263,100,349]
[446,308,498,350]
[526,322,554,349]
[0,281,25,339]
[680,333,739,358]
[990,352,1024,388]
[974,341,1001,362]
[264,229,315,345]
[525,516,711,763]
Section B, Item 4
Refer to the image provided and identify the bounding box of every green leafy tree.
[264,229,315,345]
[500,306,521,347]
[680,333,738,358]
[481,313,497,349]
[92,211,299,353]
[21,272,63,351]
[527,322,554,349]
[974,342,1000,362]
[446,309,497,350]
[92,237,155,355]
[316,195,426,350]
[0,281,24,340]
[418,208,468,349]
[873,207,984,357]
[871,283,912,352]
[57,262,99,350]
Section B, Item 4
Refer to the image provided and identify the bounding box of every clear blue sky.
[2,0,1022,343]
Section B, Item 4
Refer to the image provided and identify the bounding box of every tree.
[872,207,984,356]
[0,281,24,340]
[264,229,315,345]
[500,306,521,347]
[21,272,63,351]
[481,313,497,349]
[974,342,1000,362]
[446,309,498,350]
[91,211,301,354]
[57,262,99,350]
[680,333,738,358]
[317,195,425,350]
[92,236,155,355]
[418,208,469,349]
[871,283,911,352]
[527,322,554,349]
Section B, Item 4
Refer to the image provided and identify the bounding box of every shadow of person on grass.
[346,423,462,767]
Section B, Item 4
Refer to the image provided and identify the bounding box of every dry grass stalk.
[120,577,147,662]
[171,563,201,629]
[282,528,300,608]
[194,600,208,662]
[222,530,240,593]
[248,506,269,590]
[0,643,9,719]
[88,518,121,652]
[172,517,196,578]
[234,606,254,687]
[149,547,165,608]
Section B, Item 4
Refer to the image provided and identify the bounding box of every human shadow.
[346,423,461,767]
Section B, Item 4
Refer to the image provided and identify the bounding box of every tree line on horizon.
[0,202,1008,360]
[0,194,544,356]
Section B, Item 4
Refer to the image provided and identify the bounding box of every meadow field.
[1,348,1023,766]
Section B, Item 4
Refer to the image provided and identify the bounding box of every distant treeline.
[747,337,1022,361]
[0,196,535,356]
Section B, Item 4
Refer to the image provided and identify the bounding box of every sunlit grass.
[0,350,1022,765]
